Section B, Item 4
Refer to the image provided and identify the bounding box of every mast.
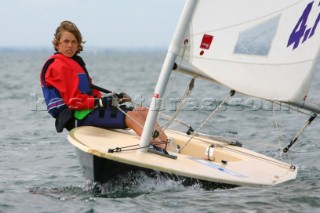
[139,0,198,149]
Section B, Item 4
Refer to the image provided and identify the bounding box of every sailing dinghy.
[68,0,320,188]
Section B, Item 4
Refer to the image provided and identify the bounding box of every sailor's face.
[56,31,79,57]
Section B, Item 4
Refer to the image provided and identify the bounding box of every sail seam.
[188,56,313,66]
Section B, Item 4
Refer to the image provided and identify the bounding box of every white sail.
[182,0,320,104]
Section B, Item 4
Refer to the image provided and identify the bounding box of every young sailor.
[40,20,167,149]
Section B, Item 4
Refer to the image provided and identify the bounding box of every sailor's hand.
[96,94,119,108]
[95,96,111,108]
[117,92,131,103]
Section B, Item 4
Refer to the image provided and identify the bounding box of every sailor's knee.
[134,107,148,112]
[127,110,144,120]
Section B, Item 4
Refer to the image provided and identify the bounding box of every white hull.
[68,126,297,188]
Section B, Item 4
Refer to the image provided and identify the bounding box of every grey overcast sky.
[1,0,185,49]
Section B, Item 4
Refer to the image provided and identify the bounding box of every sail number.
[287,1,320,50]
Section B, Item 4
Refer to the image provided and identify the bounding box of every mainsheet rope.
[158,77,195,132]
[179,90,235,152]
[272,105,286,161]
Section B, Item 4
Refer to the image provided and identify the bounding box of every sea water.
[0,49,320,212]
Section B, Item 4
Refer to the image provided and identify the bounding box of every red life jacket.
[40,53,101,118]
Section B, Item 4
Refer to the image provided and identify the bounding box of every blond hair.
[53,21,84,54]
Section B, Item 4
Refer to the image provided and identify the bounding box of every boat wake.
[28,171,206,200]
[84,171,195,198]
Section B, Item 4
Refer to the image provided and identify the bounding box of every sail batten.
[181,0,320,104]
